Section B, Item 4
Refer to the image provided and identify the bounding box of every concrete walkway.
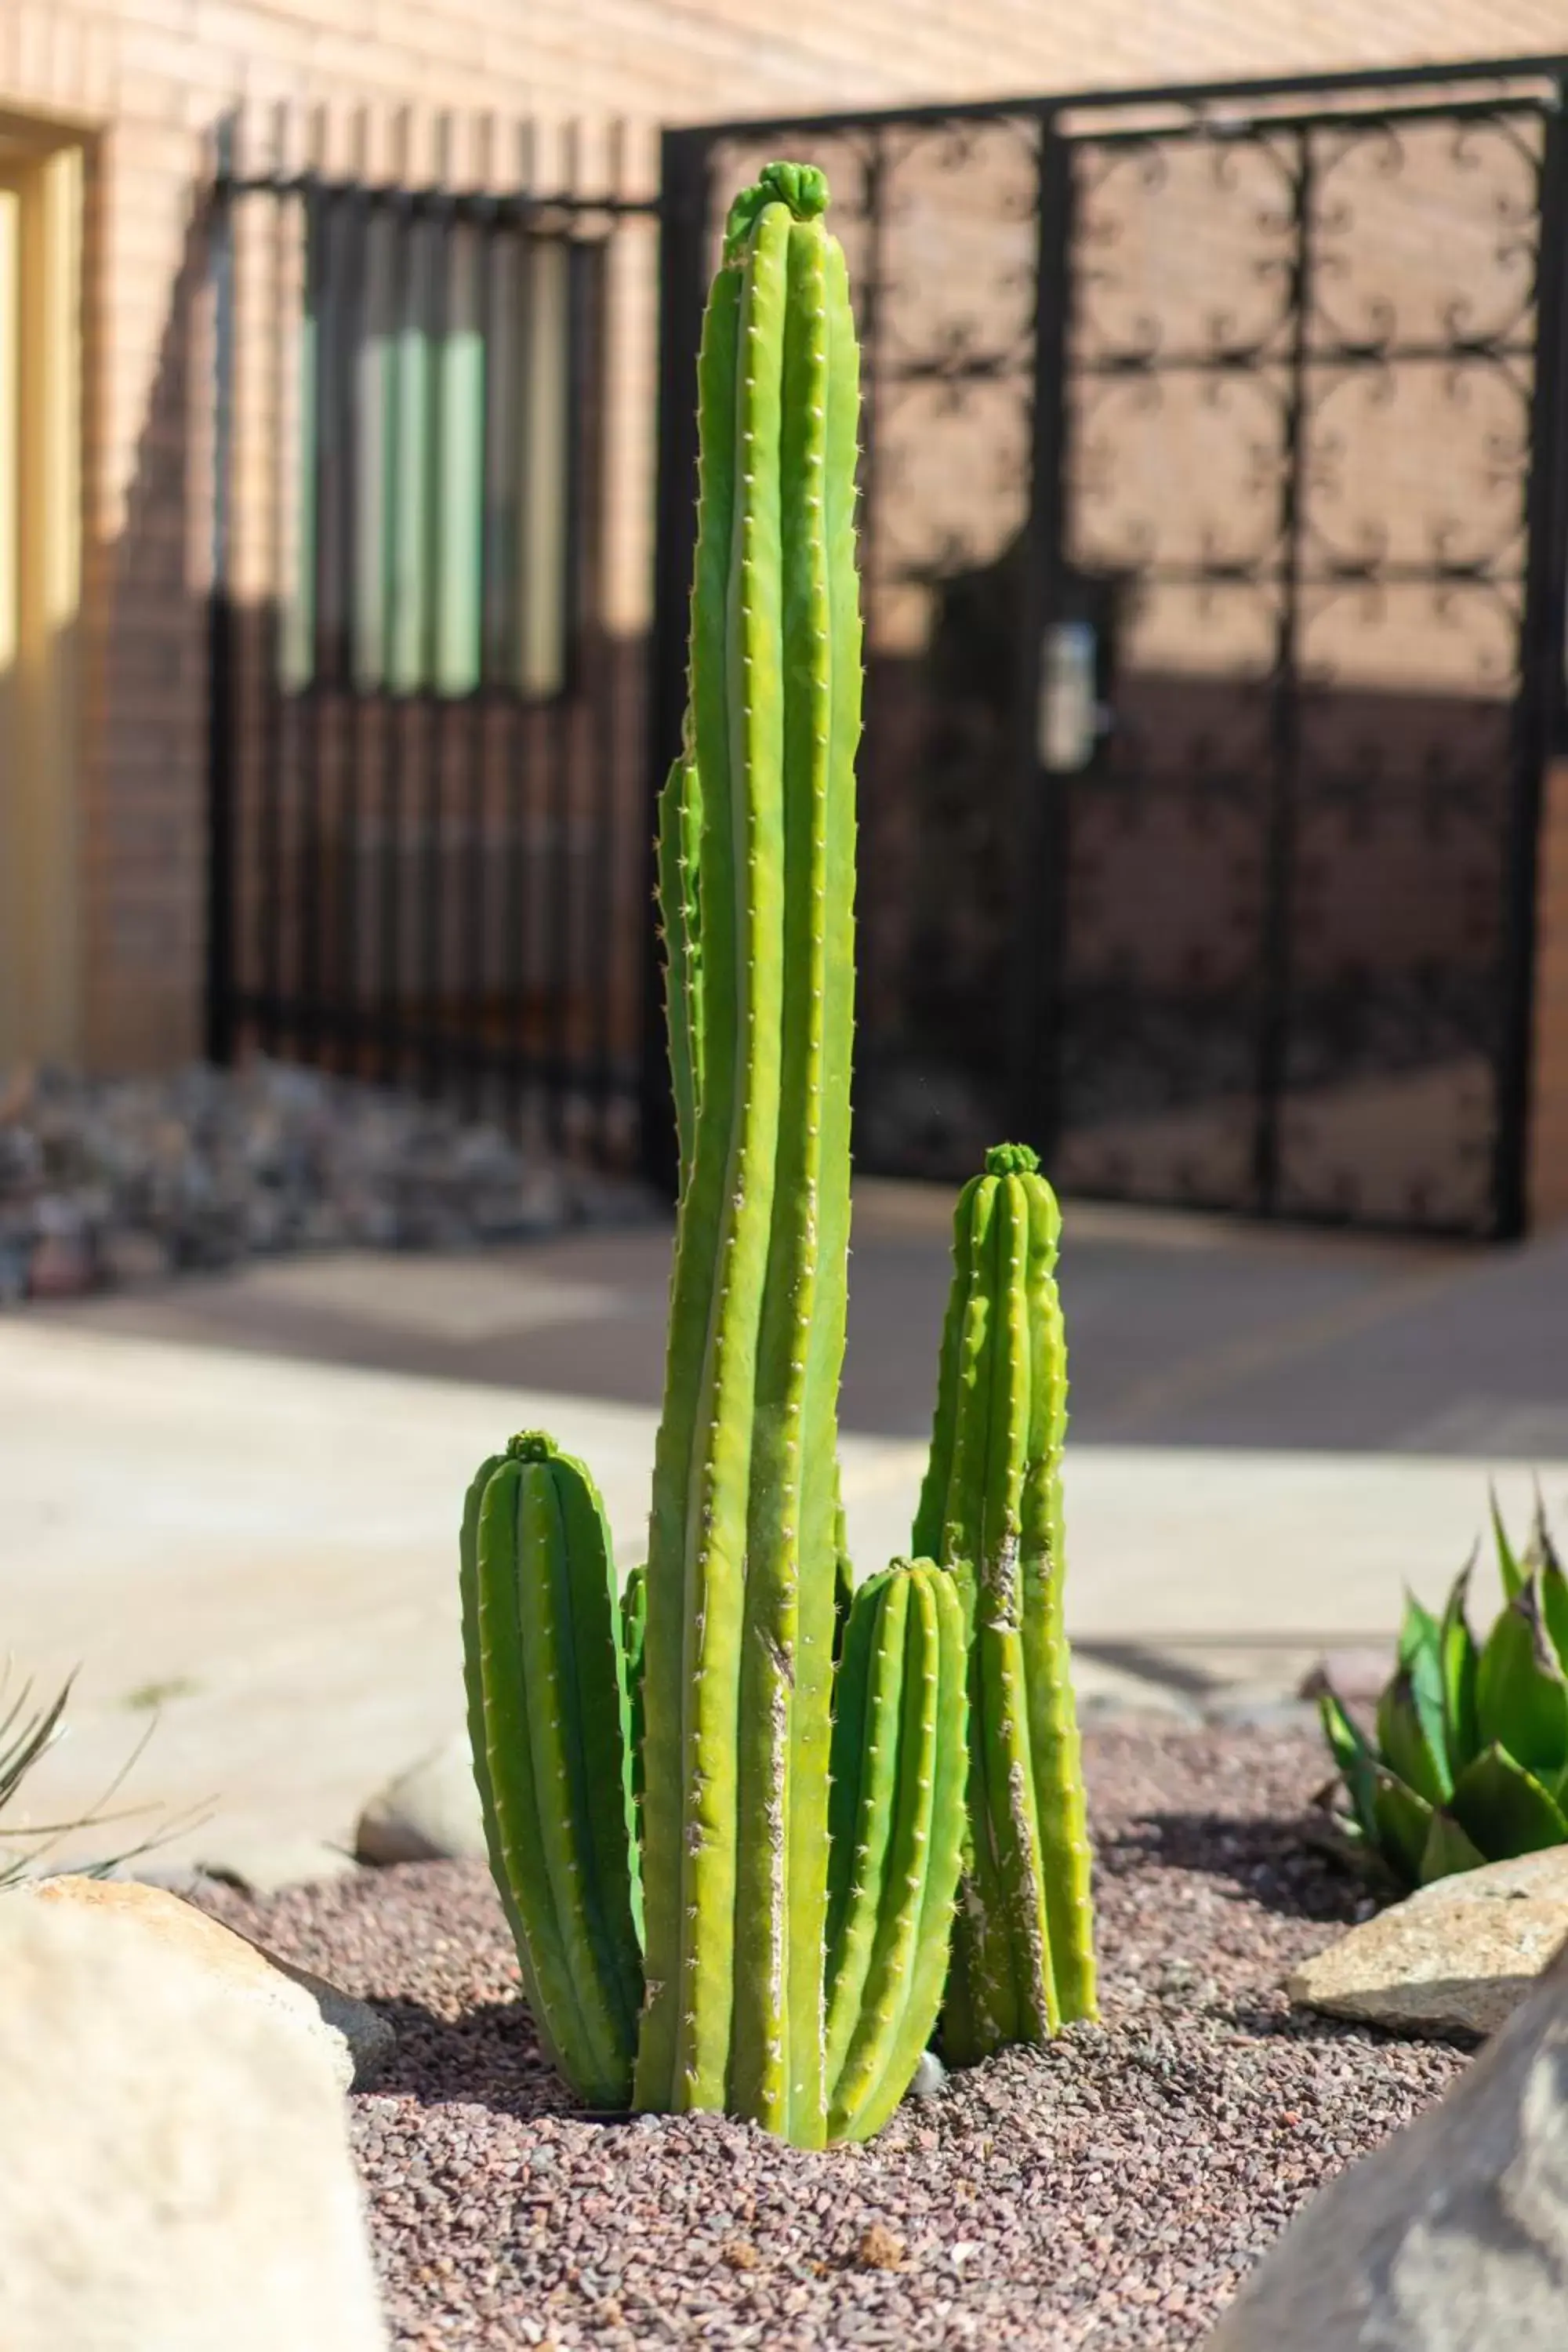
[5,1311,1563,1877]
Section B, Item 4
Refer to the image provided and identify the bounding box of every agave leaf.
[1528,1494,1568,1672]
[1439,1557,1480,1773]
[1492,1485,1526,1603]
[1524,1481,1563,1577]
[1376,1666,1451,1806]
[1318,1686,1379,1846]
[1396,1588,1443,1675]
[1371,1769,1434,1889]
[1449,1742,1568,1862]
[1418,1807,1488,1886]
[1475,1579,1568,1778]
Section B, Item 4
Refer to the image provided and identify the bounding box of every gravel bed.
[200,1725,1465,2350]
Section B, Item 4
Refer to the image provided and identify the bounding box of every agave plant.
[1319,1492,1568,1889]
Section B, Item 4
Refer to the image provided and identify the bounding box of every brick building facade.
[3,3,1568,1222]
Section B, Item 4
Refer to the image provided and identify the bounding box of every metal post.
[1498,85,1568,1238]
[205,114,238,1065]
[1011,111,1073,1160]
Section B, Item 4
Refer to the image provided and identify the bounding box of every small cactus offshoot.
[1318,1493,1568,1888]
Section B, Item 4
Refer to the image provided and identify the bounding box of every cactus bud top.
[723,160,830,259]
[984,1142,1041,1178]
[505,1431,558,1465]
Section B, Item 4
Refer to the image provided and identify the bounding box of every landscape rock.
[25,1876,394,2090]
[1205,1933,1568,2350]
[0,1057,655,1303]
[0,1879,389,2350]
[355,1730,488,1866]
[1289,1847,1568,2040]
[196,1830,362,1897]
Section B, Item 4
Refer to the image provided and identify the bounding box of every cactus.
[459,1433,643,2110]
[463,162,971,2147]
[913,1142,1097,2063]
[826,1561,967,2140]
[1319,1493,1568,1888]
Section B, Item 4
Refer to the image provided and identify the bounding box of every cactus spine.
[463,162,970,2148]
[913,1143,1098,2062]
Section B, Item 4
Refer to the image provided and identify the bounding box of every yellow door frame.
[0,113,84,1070]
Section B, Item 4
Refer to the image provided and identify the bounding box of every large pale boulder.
[25,1875,394,2089]
[0,1884,389,2351]
[1206,1935,1568,2350]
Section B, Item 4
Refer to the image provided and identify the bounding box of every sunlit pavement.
[8,1188,1568,1871]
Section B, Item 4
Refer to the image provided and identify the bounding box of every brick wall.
[1,0,1566,1094]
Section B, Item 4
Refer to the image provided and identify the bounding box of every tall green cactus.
[913,1142,1098,2062]
[462,162,971,2148]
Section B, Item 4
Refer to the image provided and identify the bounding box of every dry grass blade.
[0,1659,212,1889]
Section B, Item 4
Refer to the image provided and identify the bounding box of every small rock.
[1205,1933,1568,2350]
[906,2049,947,2099]
[855,2221,906,2271]
[196,1832,361,1897]
[0,1880,390,2350]
[355,1731,488,1867]
[24,1877,394,2090]
[1288,1848,1568,2040]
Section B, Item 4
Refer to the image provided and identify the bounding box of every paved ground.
[7,1187,1568,1878]
[32,1179,1568,1455]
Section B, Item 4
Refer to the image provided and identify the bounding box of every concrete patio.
[6,1187,1568,1875]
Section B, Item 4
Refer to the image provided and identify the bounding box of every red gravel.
[199,1725,1466,2349]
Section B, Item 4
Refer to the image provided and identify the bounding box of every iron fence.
[206,129,658,1167]
[657,60,1568,1234]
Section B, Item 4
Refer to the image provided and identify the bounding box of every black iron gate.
[659,60,1568,1234]
[207,125,659,1167]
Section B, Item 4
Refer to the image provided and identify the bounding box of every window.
[285,195,597,701]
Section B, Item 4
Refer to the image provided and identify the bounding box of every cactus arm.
[556,1457,644,1983]
[826,1563,968,2142]
[638,204,792,2118]
[655,738,704,1199]
[459,1450,570,2078]
[731,202,838,2146]
[635,254,744,2114]
[1019,1176,1097,2022]
[937,1175,1020,2060]
[975,1176,1057,2042]
[470,1458,604,2098]
[824,1568,910,2087]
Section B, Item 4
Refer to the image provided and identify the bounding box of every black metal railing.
[206,129,658,1170]
[657,59,1568,1235]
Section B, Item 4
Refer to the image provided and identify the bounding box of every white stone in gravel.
[196,1830,362,1896]
[906,2049,947,2098]
[1207,1933,1568,2350]
[356,1729,488,1865]
[0,1878,389,2350]
[24,1876,394,2090]
[1290,1848,1568,2039]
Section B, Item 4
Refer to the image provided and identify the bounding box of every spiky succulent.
[1319,1492,1568,1889]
